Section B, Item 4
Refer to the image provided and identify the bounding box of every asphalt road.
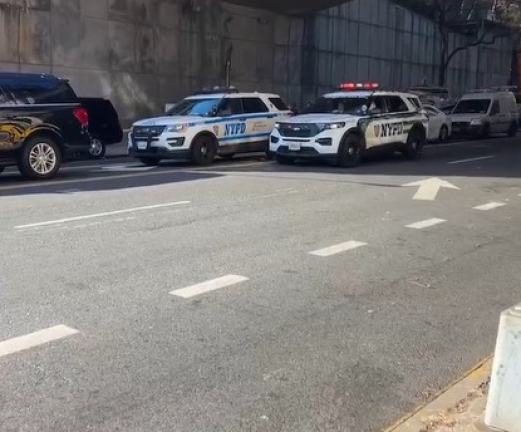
[1,137,521,432]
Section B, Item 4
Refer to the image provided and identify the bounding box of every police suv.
[129,87,291,166]
[270,83,428,167]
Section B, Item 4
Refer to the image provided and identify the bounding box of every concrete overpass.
[223,0,350,14]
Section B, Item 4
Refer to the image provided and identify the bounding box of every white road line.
[448,155,495,165]
[473,202,506,211]
[0,325,79,358]
[15,201,190,230]
[310,241,368,257]
[170,275,249,299]
[406,218,447,230]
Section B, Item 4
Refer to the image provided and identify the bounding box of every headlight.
[274,122,281,129]
[166,124,187,133]
[317,122,346,131]
[470,119,482,126]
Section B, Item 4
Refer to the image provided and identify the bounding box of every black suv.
[0,73,92,180]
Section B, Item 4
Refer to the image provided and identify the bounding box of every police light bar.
[339,83,379,90]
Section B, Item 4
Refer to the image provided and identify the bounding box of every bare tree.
[425,0,515,86]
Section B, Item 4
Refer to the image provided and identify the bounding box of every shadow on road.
[1,138,519,198]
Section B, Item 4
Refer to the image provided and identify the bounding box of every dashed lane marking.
[406,218,447,230]
[448,155,495,165]
[170,275,249,299]
[473,202,506,211]
[310,241,368,257]
[0,325,79,358]
[14,201,190,230]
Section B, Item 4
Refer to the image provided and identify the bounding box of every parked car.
[423,104,452,142]
[129,87,291,166]
[451,89,518,138]
[0,73,91,179]
[270,83,428,167]
[77,97,123,158]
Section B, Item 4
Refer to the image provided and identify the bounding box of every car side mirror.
[210,107,218,117]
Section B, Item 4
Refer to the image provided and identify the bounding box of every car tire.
[508,121,517,137]
[336,133,364,168]
[89,137,106,159]
[138,157,161,166]
[402,129,425,160]
[18,136,62,180]
[275,154,295,165]
[191,135,217,166]
[439,125,449,142]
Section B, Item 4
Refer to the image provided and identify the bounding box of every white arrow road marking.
[404,177,460,201]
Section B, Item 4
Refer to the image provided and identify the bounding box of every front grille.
[132,125,166,139]
[278,123,318,138]
[453,122,470,128]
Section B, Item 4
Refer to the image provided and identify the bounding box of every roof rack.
[193,85,239,95]
[467,87,515,94]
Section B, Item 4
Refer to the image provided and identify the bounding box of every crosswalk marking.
[473,202,506,211]
[170,275,249,299]
[310,241,368,257]
[406,218,447,230]
[0,325,79,358]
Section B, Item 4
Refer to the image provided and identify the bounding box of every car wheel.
[191,135,217,166]
[18,136,62,180]
[89,137,106,159]
[337,133,364,168]
[138,157,161,166]
[439,125,449,142]
[403,129,425,160]
[508,121,517,137]
[275,154,295,165]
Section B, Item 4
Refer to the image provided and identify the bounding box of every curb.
[382,356,492,432]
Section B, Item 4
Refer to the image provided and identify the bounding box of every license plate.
[289,143,301,151]
[136,141,147,150]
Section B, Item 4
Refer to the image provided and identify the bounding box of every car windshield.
[453,99,491,114]
[166,98,220,117]
[305,97,370,115]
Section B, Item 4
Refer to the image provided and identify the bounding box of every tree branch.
[444,31,511,67]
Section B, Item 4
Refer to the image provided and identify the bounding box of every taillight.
[73,107,89,128]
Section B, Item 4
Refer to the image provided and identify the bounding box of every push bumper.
[270,133,337,160]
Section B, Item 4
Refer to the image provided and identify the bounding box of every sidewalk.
[426,381,491,432]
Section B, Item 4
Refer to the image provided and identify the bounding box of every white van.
[451,90,518,138]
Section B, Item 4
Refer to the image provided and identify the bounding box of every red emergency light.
[339,82,379,90]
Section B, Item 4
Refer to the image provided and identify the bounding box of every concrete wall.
[306,0,513,102]
[0,0,513,125]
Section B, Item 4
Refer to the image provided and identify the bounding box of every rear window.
[386,96,409,113]
[241,97,269,114]
[2,79,77,104]
[269,97,289,111]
